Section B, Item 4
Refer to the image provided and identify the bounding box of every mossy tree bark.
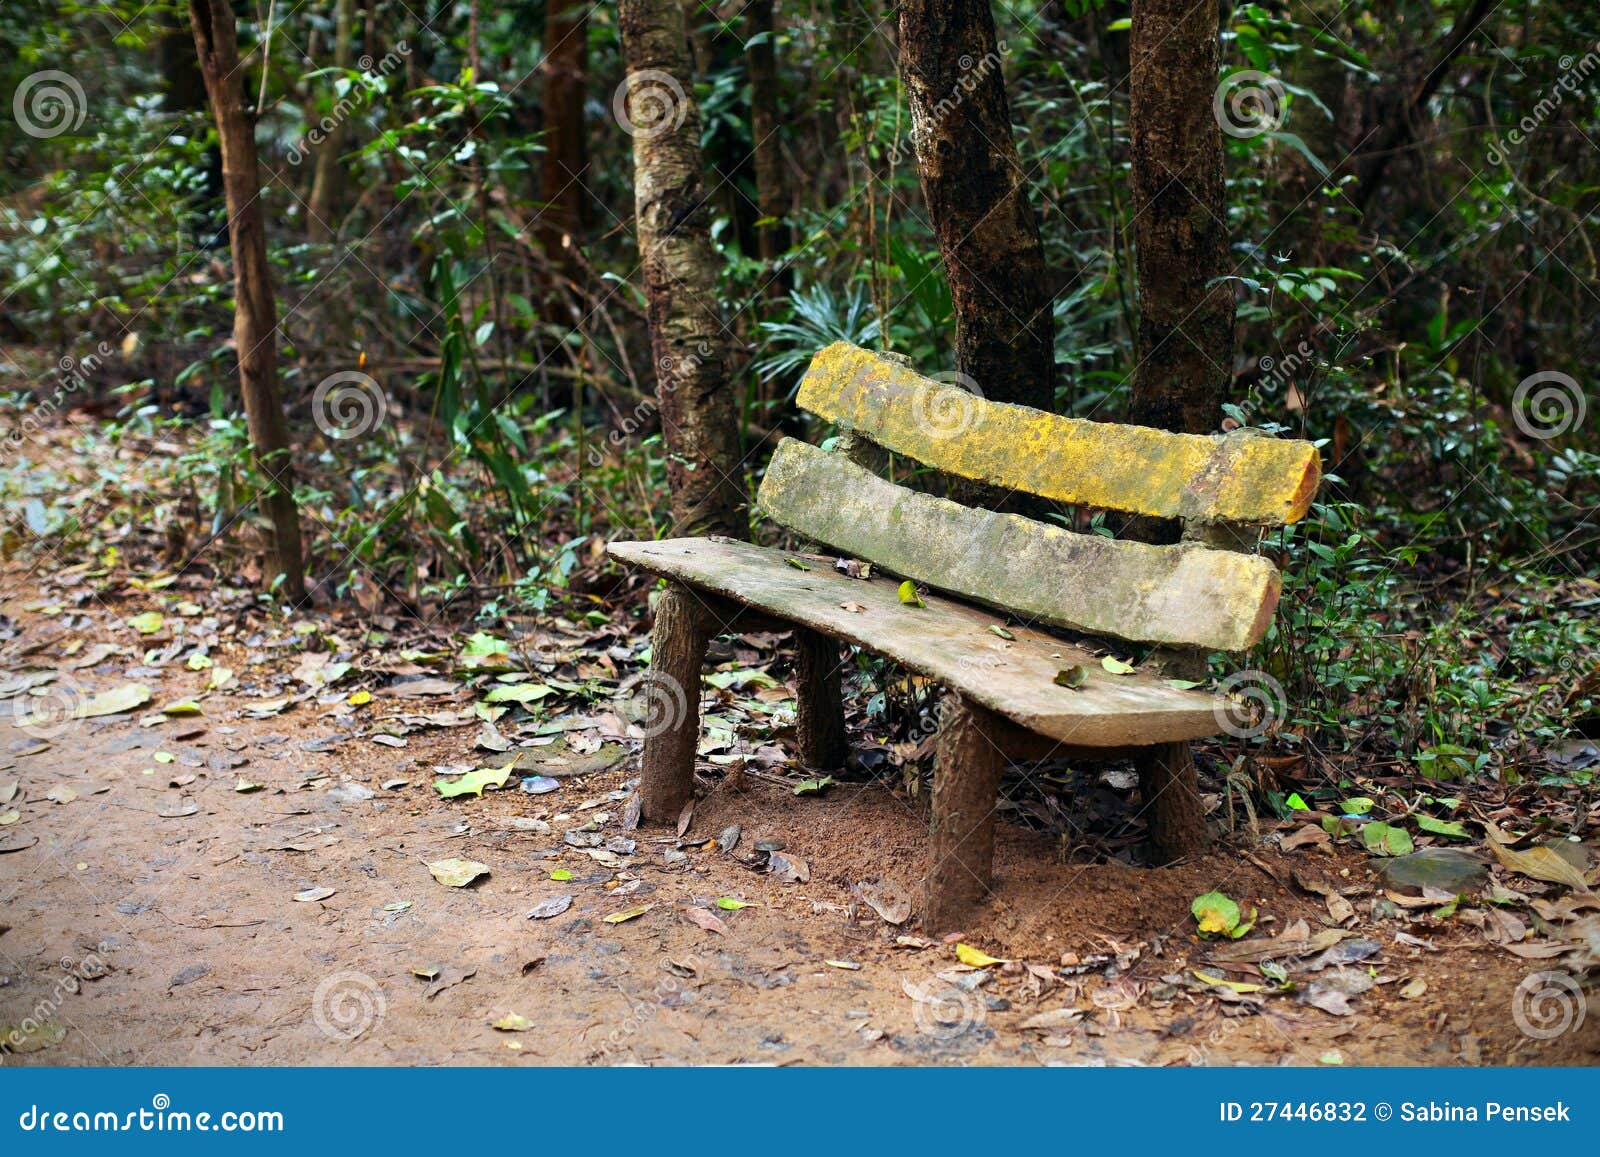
[899,0,1055,411]
[1127,0,1233,437]
[620,0,749,539]
[189,0,306,601]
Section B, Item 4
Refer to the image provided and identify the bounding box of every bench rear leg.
[924,696,1006,933]
[639,583,709,824]
[794,626,847,770]
[1135,740,1207,862]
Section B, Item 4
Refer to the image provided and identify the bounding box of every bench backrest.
[755,343,1321,653]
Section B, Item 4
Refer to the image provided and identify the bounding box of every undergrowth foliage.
[0,0,1596,787]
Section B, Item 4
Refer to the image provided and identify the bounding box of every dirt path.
[1,571,1594,1066]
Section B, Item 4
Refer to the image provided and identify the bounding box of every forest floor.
[1,417,1598,1067]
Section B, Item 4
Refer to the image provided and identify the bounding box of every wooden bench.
[609,342,1320,930]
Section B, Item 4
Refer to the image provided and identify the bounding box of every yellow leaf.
[955,943,1007,968]
[603,904,653,924]
[348,689,372,707]
[492,1013,533,1032]
[1194,971,1265,994]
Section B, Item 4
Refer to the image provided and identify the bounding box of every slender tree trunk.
[190,0,307,600]
[307,0,357,241]
[1127,0,1233,437]
[899,0,1054,411]
[540,0,589,262]
[745,0,790,289]
[619,0,750,539]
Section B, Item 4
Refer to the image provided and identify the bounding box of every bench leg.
[924,696,1006,933]
[1135,740,1207,862]
[794,626,847,770]
[639,583,709,824]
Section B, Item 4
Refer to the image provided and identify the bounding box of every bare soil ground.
[1,425,1596,1067]
[2,644,1596,1066]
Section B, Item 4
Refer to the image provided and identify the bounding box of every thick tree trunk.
[745,0,790,287]
[1134,741,1207,862]
[899,0,1054,411]
[638,584,709,823]
[794,626,847,770]
[540,0,589,262]
[1127,0,1233,436]
[925,696,1006,932]
[619,0,749,539]
[307,0,357,241]
[190,0,307,600]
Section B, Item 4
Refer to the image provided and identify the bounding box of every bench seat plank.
[607,537,1226,747]
[759,438,1280,651]
[797,342,1320,526]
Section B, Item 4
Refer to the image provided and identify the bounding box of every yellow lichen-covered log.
[759,439,1280,651]
[795,342,1320,526]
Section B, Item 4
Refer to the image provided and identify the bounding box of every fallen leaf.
[716,897,754,911]
[683,907,729,935]
[527,895,573,920]
[45,785,78,805]
[428,858,489,888]
[127,612,164,634]
[293,887,336,903]
[1193,970,1266,994]
[897,580,925,608]
[1053,665,1086,689]
[1490,841,1592,892]
[1100,655,1136,675]
[433,761,514,799]
[955,943,1006,968]
[603,903,653,924]
[492,1013,533,1032]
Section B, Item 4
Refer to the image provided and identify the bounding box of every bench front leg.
[1135,740,1207,862]
[794,626,847,771]
[924,695,1006,933]
[639,582,710,824]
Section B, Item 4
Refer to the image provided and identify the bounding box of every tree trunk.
[745,0,790,289]
[540,0,589,263]
[1134,741,1207,862]
[307,0,357,241]
[619,0,750,539]
[190,0,307,601]
[898,0,1054,411]
[1127,0,1233,437]
[638,584,709,823]
[794,626,847,770]
[925,696,1006,932]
